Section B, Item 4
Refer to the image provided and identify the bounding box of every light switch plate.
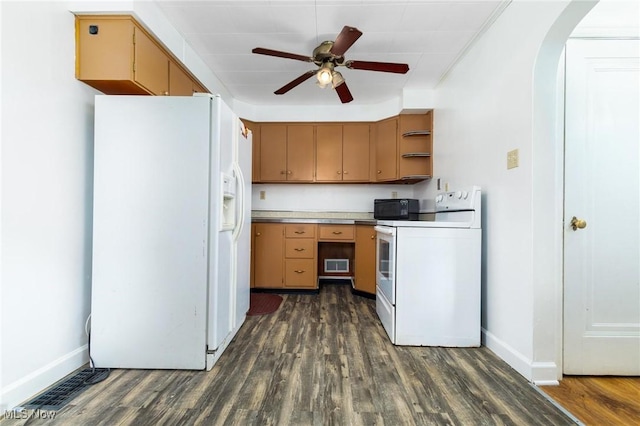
[507,149,519,169]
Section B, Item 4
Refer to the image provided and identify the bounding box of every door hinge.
[206,345,217,355]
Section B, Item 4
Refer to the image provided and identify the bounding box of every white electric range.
[374,186,482,346]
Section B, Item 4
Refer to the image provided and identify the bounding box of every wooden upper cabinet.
[169,61,194,96]
[133,26,169,95]
[316,125,343,182]
[286,125,315,182]
[316,124,369,182]
[260,125,288,181]
[253,113,430,184]
[342,124,370,182]
[259,124,313,182]
[249,123,261,183]
[75,15,207,96]
[375,117,398,181]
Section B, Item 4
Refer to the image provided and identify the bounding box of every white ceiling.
[155,0,507,106]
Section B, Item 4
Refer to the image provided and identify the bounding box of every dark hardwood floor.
[2,284,574,425]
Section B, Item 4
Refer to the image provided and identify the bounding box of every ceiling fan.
[252,26,409,104]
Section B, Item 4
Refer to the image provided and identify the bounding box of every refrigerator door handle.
[232,162,245,242]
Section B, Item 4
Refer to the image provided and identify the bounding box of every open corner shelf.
[402,152,431,158]
[402,130,431,137]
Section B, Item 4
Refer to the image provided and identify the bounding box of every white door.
[563,39,640,375]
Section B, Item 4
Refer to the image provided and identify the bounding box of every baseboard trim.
[482,328,534,381]
[482,328,560,384]
[1,345,89,411]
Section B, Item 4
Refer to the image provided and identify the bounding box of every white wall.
[252,184,416,213]
[413,0,595,383]
[0,1,100,410]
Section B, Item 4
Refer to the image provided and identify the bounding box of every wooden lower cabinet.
[253,222,318,290]
[285,259,317,288]
[252,222,377,293]
[253,223,284,288]
[354,225,377,294]
[318,224,355,241]
[284,224,317,289]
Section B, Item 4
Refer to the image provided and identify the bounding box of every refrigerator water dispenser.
[221,173,236,231]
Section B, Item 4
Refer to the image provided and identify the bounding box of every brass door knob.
[570,216,587,231]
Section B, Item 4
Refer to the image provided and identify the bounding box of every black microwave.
[374,199,420,220]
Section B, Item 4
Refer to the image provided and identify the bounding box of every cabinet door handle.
[332,231,343,235]
[377,170,382,174]
[343,171,348,174]
[294,270,305,273]
[294,248,305,251]
[280,171,286,175]
[294,231,305,234]
[287,170,292,175]
[256,232,261,236]
[337,171,342,175]
[370,235,375,239]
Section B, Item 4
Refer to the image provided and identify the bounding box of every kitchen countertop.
[252,217,377,225]
[251,210,377,225]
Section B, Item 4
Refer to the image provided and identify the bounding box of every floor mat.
[247,293,283,316]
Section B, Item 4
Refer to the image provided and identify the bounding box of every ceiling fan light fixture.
[331,71,345,88]
[316,65,333,86]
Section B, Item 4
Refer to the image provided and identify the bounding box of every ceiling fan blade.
[252,47,313,63]
[274,71,316,95]
[330,26,363,57]
[346,60,409,74]
[335,81,354,104]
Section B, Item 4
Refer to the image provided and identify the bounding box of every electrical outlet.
[259,190,266,200]
[391,191,398,199]
[507,149,519,169]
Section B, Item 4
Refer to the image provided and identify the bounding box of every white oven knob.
[436,194,444,203]
[462,191,468,199]
[455,191,462,199]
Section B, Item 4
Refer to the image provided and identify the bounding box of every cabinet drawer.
[318,225,355,241]
[285,239,315,259]
[285,259,317,288]
[285,224,316,238]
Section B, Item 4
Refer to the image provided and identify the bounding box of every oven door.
[374,225,396,305]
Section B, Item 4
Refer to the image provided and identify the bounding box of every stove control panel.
[435,186,481,211]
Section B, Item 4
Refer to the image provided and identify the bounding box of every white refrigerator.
[90,94,251,370]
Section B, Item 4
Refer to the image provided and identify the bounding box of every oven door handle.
[374,226,396,236]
